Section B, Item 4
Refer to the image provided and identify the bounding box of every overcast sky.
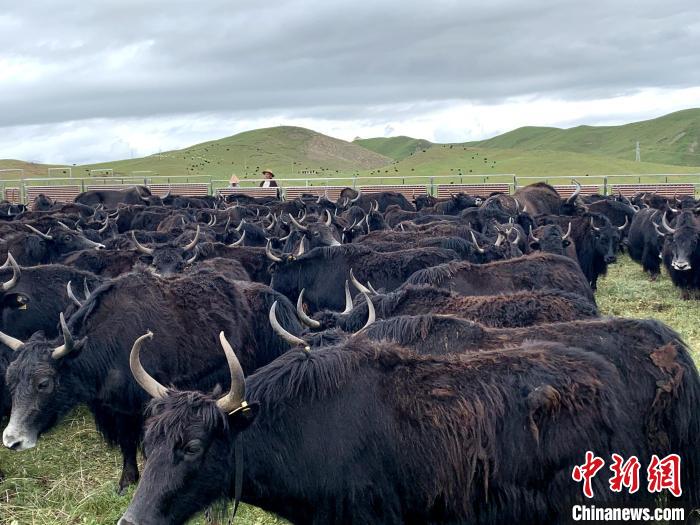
[1,0,699,164]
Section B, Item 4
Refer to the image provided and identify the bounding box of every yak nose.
[2,433,23,450]
[672,260,691,271]
[604,255,617,264]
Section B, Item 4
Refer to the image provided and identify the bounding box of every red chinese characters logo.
[647,454,682,497]
[572,452,681,498]
[572,451,605,498]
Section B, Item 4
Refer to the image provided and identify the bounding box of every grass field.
[0,256,697,524]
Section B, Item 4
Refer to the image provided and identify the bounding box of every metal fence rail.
[2,172,698,204]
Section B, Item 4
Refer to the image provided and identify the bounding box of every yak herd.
[0,181,698,524]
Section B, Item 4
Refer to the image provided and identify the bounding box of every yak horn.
[342,280,353,314]
[66,281,83,308]
[494,232,505,247]
[129,331,168,399]
[349,268,372,294]
[290,215,308,232]
[0,329,24,351]
[296,289,321,328]
[97,218,110,234]
[265,240,282,263]
[323,209,332,227]
[215,332,246,414]
[366,281,379,295]
[617,216,629,231]
[26,224,53,240]
[528,225,540,243]
[182,225,201,252]
[653,222,665,238]
[229,230,246,247]
[236,219,246,233]
[590,217,601,232]
[269,301,307,347]
[567,179,582,204]
[51,312,77,360]
[356,293,375,333]
[1,253,20,291]
[131,231,154,255]
[470,231,486,253]
[350,190,362,203]
[562,222,572,240]
[662,213,676,234]
[296,236,306,256]
[83,278,92,300]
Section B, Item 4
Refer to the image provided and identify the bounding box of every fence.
[1,172,698,204]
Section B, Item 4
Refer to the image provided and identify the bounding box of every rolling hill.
[465,108,700,166]
[353,136,434,161]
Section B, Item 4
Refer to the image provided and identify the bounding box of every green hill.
[76,126,393,181]
[467,108,700,166]
[353,136,434,160]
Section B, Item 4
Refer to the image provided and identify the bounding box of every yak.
[1,224,105,266]
[118,333,655,525]
[306,285,598,331]
[661,210,700,299]
[405,252,596,304]
[1,269,303,493]
[627,208,666,279]
[74,186,151,208]
[338,188,414,212]
[270,244,460,312]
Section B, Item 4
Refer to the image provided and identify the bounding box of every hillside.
[78,126,392,181]
[466,108,700,166]
[353,136,434,160]
[0,159,63,179]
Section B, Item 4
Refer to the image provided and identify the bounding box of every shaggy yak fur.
[121,338,657,525]
[405,252,595,304]
[3,268,302,493]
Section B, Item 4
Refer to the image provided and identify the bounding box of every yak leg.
[118,435,140,494]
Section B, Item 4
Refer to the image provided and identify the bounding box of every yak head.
[118,332,257,525]
[131,226,201,277]
[529,223,573,256]
[588,214,625,264]
[661,210,699,271]
[2,314,87,451]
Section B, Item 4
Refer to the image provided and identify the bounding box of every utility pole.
[635,141,641,162]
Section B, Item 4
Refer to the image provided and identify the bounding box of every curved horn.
[513,197,521,212]
[129,331,167,399]
[182,225,201,252]
[589,217,601,232]
[26,224,53,240]
[208,213,217,227]
[236,219,246,233]
[494,232,505,247]
[349,268,372,294]
[372,200,379,212]
[51,312,76,360]
[265,240,283,263]
[269,301,307,347]
[562,222,572,240]
[97,218,110,234]
[617,216,629,231]
[470,231,486,253]
[215,332,246,413]
[228,230,246,247]
[296,289,321,328]
[66,281,83,308]
[290,215,308,232]
[662,213,676,234]
[350,190,362,203]
[323,209,332,227]
[343,219,357,232]
[528,225,540,243]
[83,278,92,300]
[296,235,306,256]
[1,253,20,292]
[653,222,666,238]
[509,228,521,245]
[265,217,276,231]
[567,179,582,204]
[357,292,375,332]
[366,281,379,295]
[0,329,24,351]
[131,231,154,255]
[57,221,73,231]
[185,246,198,265]
[341,280,353,314]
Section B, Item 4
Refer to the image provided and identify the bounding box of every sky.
[1,0,699,165]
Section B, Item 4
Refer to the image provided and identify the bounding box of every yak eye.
[183,439,203,456]
[36,377,53,392]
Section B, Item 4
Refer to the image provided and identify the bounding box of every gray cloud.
[1,0,699,129]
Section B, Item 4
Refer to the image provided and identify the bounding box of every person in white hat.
[229,174,239,187]
[259,170,278,188]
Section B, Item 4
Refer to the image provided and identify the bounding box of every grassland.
[0,256,697,524]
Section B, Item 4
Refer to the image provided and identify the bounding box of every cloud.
[0,0,699,163]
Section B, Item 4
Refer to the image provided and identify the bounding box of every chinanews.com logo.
[570,451,689,522]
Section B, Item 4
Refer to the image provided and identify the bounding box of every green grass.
[352,136,434,161]
[466,108,700,167]
[0,256,697,523]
